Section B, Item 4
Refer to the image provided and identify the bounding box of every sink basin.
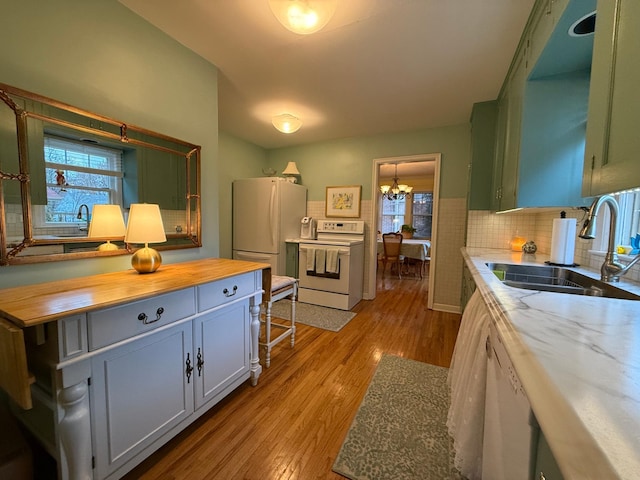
[486,263,640,301]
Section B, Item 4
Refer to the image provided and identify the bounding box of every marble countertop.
[463,248,640,480]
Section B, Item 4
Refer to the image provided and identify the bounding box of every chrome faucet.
[579,195,640,282]
[77,204,90,232]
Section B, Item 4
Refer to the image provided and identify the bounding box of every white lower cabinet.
[89,299,253,479]
[90,321,195,479]
[194,303,250,409]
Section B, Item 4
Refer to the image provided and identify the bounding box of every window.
[38,136,123,227]
[592,190,640,252]
[380,196,405,233]
[411,192,433,239]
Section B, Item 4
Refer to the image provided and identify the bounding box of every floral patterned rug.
[332,354,465,480]
[268,299,356,332]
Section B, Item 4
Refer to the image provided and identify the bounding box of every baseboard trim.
[432,303,462,314]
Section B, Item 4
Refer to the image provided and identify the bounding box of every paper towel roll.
[550,218,576,265]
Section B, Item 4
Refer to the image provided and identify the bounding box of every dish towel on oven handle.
[326,247,339,274]
[305,247,316,271]
[315,248,326,274]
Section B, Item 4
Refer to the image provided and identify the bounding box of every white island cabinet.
[0,259,268,480]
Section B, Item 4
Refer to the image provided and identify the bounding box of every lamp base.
[131,246,162,273]
[97,241,119,252]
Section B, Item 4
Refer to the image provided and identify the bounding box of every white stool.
[261,275,298,368]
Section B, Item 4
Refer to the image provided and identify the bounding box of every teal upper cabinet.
[498,45,527,211]
[583,0,640,196]
[490,0,595,211]
[468,101,498,210]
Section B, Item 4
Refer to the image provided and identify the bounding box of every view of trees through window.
[43,136,123,226]
[380,196,405,233]
[594,190,640,251]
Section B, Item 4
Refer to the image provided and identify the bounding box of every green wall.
[267,125,471,201]
[218,125,471,259]
[0,0,219,288]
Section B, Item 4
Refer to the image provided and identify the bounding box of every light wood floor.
[120,269,462,480]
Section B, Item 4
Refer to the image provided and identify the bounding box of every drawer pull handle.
[196,347,204,376]
[185,353,193,383]
[137,307,165,325]
[223,285,238,297]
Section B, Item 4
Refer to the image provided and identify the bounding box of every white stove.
[296,220,365,310]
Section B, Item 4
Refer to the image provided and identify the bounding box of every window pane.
[381,196,404,233]
[412,192,433,238]
[43,136,122,226]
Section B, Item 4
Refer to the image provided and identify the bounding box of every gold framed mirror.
[0,83,201,265]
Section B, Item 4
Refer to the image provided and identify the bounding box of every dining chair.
[381,233,404,278]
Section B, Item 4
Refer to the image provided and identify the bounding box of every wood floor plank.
[123,271,461,480]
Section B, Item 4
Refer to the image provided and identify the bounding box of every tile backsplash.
[467,209,640,282]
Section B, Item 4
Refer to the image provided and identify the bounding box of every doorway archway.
[368,153,441,309]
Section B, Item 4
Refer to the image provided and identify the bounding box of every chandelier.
[380,164,413,201]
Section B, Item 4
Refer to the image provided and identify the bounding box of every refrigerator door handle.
[270,183,277,246]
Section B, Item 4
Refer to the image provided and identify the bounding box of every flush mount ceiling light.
[380,164,413,201]
[268,0,337,35]
[272,113,302,133]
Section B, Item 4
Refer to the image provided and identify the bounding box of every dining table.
[377,238,431,261]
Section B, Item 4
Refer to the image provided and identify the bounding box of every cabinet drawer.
[87,289,196,350]
[197,273,255,312]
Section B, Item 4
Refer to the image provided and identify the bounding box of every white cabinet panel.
[88,288,196,350]
[90,322,194,479]
[193,303,250,410]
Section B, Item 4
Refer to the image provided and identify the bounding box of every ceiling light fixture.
[268,0,337,35]
[380,164,413,201]
[272,113,302,133]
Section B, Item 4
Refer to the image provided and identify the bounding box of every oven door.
[298,245,351,294]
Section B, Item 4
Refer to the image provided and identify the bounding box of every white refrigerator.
[232,177,307,275]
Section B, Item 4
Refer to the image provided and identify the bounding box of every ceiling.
[119,0,535,150]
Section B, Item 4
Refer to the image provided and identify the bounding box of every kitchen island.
[463,247,640,479]
[0,258,269,480]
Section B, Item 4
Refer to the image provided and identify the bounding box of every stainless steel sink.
[486,263,640,301]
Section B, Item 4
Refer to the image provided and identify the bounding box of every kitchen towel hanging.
[550,212,576,265]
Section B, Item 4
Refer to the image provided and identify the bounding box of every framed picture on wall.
[325,185,361,218]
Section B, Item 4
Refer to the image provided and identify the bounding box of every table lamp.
[88,204,126,251]
[124,203,167,273]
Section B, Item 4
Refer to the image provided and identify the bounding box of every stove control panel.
[317,220,365,234]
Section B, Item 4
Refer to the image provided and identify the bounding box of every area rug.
[268,299,356,332]
[332,354,465,480]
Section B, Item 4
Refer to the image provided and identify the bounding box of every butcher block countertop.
[0,258,270,328]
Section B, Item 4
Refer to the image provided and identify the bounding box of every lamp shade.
[88,204,126,238]
[124,204,167,244]
[272,114,302,134]
[268,0,337,35]
[282,161,300,175]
